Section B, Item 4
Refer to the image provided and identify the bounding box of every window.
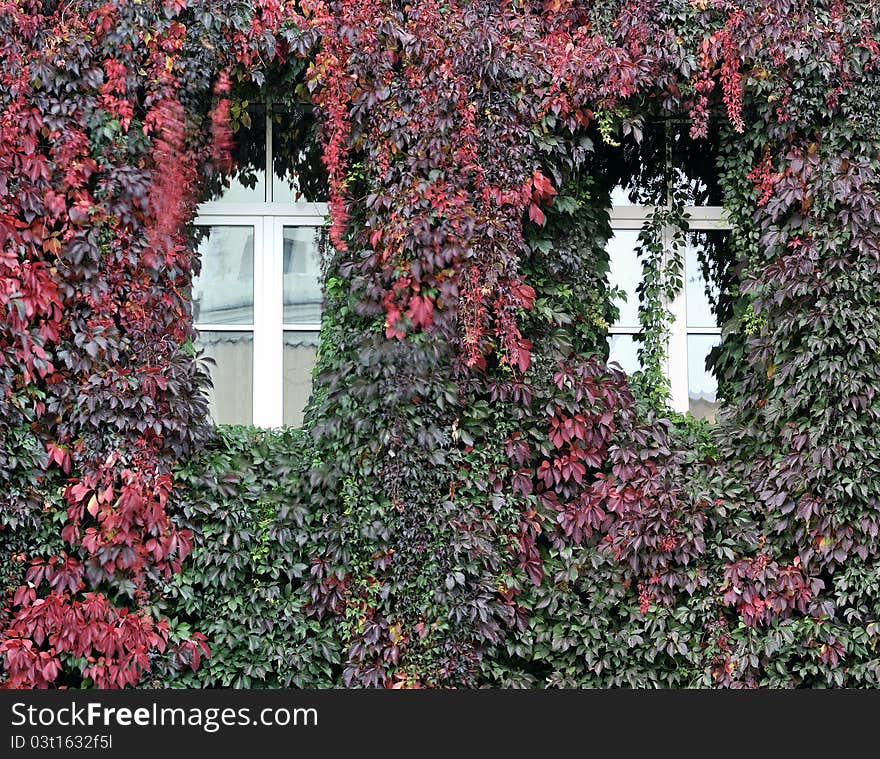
[193,112,726,426]
[192,107,327,427]
[606,120,729,420]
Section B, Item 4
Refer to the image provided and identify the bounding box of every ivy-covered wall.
[3,0,880,688]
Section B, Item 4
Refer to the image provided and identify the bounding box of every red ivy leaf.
[407,294,434,330]
[46,443,71,474]
[528,203,546,226]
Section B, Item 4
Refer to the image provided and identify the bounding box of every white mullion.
[269,218,285,425]
[665,222,690,414]
[683,206,729,227]
[197,201,329,219]
[251,217,283,427]
[609,213,652,229]
[192,213,262,229]
[249,218,266,426]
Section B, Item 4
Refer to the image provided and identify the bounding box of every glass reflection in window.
[197,330,254,425]
[608,333,640,375]
[687,334,720,421]
[192,226,255,325]
[607,229,641,329]
[283,331,319,427]
[282,226,322,324]
[684,235,720,330]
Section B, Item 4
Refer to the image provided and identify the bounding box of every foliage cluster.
[3,0,880,689]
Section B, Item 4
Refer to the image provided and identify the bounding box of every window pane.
[684,230,728,329]
[197,331,253,425]
[283,331,319,427]
[685,234,719,329]
[688,334,720,420]
[208,108,266,202]
[192,226,254,325]
[607,333,640,375]
[282,226,322,324]
[607,229,641,328]
[272,110,329,203]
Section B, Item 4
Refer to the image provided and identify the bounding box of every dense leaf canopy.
[2,0,880,687]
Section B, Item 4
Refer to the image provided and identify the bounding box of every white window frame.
[195,110,731,424]
[193,209,327,427]
[608,204,730,414]
[193,107,328,428]
[195,200,731,425]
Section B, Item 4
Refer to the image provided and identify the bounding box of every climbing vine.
[3,0,880,689]
[633,199,689,406]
